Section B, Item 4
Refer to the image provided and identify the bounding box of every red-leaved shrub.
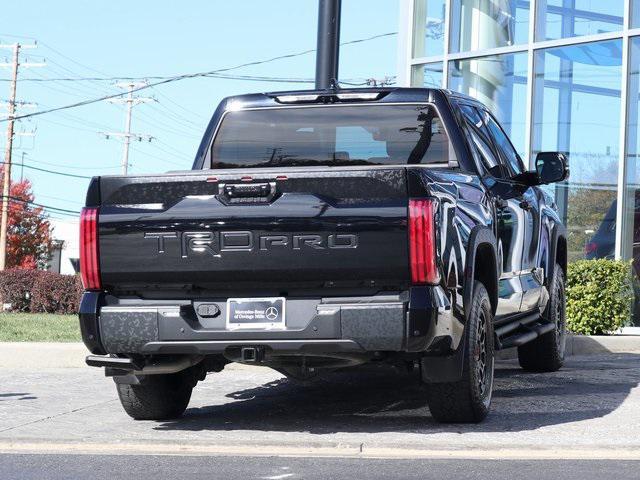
[0,269,40,312]
[30,271,83,314]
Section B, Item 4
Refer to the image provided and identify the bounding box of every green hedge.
[567,259,634,335]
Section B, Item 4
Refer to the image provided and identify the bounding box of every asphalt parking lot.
[1,354,639,458]
[2,455,639,480]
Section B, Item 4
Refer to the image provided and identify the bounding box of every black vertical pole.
[315,0,341,90]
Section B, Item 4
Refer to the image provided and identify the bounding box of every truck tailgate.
[96,168,409,293]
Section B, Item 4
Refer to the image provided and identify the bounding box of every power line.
[37,104,118,132]
[133,107,202,139]
[43,59,120,97]
[37,192,84,205]
[0,73,316,83]
[36,111,185,172]
[38,40,110,76]
[1,161,91,179]
[0,30,397,85]
[37,116,108,134]
[154,138,195,158]
[17,55,315,150]
[147,142,193,162]
[127,145,186,167]
[149,86,208,121]
[16,68,101,101]
[1,195,80,215]
[27,39,122,97]
[0,72,377,86]
[145,98,204,128]
[46,212,78,220]
[1,31,398,123]
[4,44,211,130]
[21,155,120,171]
[0,33,37,40]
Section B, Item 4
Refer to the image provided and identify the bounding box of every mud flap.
[420,336,466,383]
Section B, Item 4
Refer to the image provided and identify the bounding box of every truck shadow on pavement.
[155,354,640,434]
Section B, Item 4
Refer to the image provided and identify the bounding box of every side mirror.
[535,152,569,184]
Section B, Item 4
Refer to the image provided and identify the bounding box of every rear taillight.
[584,241,597,255]
[80,207,102,290]
[409,198,440,285]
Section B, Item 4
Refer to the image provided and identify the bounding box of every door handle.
[519,200,532,211]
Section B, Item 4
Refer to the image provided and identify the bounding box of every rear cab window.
[482,110,525,177]
[458,103,525,180]
[459,104,507,179]
[209,104,457,169]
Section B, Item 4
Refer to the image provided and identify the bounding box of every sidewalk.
[0,343,86,368]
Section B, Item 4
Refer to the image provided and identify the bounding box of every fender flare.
[463,226,499,318]
[547,223,568,287]
[422,225,498,384]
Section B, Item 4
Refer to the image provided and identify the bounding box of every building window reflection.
[536,1,625,41]
[449,52,528,157]
[532,40,622,262]
[411,62,444,87]
[450,0,529,53]
[413,0,446,58]
[622,36,640,321]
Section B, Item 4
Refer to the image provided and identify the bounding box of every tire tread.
[425,281,494,423]
[116,373,193,420]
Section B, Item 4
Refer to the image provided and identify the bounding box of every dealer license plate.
[226,297,286,330]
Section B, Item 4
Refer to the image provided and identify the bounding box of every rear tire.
[116,372,193,420]
[425,281,495,423]
[518,264,566,372]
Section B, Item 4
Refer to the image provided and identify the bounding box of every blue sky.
[0,1,399,220]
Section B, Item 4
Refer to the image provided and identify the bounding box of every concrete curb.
[1,440,639,460]
[496,334,640,360]
[1,336,639,368]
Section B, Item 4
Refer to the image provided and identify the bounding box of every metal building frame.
[397,0,636,260]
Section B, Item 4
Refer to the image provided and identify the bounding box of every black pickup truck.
[80,87,569,423]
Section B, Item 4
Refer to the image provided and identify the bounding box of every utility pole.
[102,82,154,175]
[0,42,43,271]
[20,152,26,182]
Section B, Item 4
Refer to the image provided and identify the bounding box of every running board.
[494,312,540,338]
[497,322,556,349]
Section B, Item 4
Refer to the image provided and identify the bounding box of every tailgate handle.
[219,182,276,204]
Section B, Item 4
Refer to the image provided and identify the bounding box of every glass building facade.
[398,0,640,325]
